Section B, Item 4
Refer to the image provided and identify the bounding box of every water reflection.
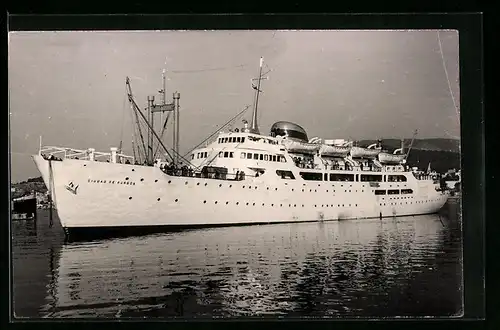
[36,214,462,318]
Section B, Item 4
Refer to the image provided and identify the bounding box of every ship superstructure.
[32,57,448,239]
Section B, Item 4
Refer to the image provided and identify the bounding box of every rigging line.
[170,64,247,74]
[437,31,459,118]
[182,105,251,158]
[153,112,172,160]
[118,89,126,152]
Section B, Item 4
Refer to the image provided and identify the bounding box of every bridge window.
[360,174,383,182]
[224,138,228,143]
[272,155,277,162]
[229,152,234,158]
[254,154,259,160]
[280,155,287,163]
[375,190,386,195]
[224,151,229,158]
[219,151,223,157]
[300,172,323,181]
[401,189,413,194]
[324,173,328,181]
[388,189,399,195]
[191,154,195,160]
[241,152,246,159]
[264,155,269,161]
[247,153,252,159]
[388,175,407,182]
[241,137,245,143]
[277,170,295,179]
[236,137,241,143]
[329,173,355,182]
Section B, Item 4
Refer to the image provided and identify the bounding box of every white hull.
[33,155,449,233]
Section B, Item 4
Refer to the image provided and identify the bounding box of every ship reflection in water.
[13,211,462,318]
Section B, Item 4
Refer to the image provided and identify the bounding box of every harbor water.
[12,202,462,318]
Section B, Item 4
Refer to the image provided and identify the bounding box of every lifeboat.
[319,144,351,157]
[350,144,381,159]
[378,149,406,164]
[281,138,320,154]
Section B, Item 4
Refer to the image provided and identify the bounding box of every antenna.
[249,57,268,135]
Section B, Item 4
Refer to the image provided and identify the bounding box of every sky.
[8,30,459,182]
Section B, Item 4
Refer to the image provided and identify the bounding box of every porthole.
[204,183,207,186]
[302,189,304,192]
[219,184,222,187]
[226,201,229,204]
[157,198,161,201]
[229,185,232,188]
[302,204,304,207]
[155,179,158,183]
[275,188,278,191]
[197,182,200,186]
[203,200,207,203]
[246,203,249,206]
[243,186,245,188]
[321,204,324,207]
[314,204,317,207]
[84,164,87,167]
[262,203,265,206]
[252,203,255,206]
[255,187,257,189]
[271,204,274,206]
[141,178,144,182]
[326,190,329,192]
[280,204,283,207]
[175,199,178,202]
[168,180,171,184]
[185,182,188,185]
[267,187,269,190]
[292,189,294,191]
[132,169,135,171]
[215,201,218,204]
[129,197,132,200]
[236,202,239,205]
[125,177,129,180]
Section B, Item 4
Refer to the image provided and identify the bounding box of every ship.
[32,57,449,240]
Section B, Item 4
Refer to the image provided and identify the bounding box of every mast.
[174,91,180,164]
[250,57,265,135]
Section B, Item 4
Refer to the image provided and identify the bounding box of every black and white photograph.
[9,29,463,318]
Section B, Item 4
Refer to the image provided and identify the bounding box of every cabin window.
[264,155,269,161]
[254,154,259,160]
[299,172,323,181]
[204,152,208,158]
[375,190,386,195]
[324,173,328,181]
[356,174,359,182]
[329,173,355,182]
[388,189,399,195]
[229,152,234,158]
[241,152,246,159]
[272,155,277,162]
[384,175,386,182]
[223,138,228,143]
[277,170,295,179]
[224,151,229,158]
[280,155,287,163]
[401,189,413,194]
[260,154,264,160]
[218,138,221,144]
[247,153,252,159]
[191,154,195,160]
[360,174,383,182]
[241,137,245,143]
[388,175,407,182]
[219,151,223,157]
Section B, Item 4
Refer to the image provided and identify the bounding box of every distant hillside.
[11,176,47,199]
[358,138,460,153]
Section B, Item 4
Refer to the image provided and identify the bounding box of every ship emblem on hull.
[65,181,79,195]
